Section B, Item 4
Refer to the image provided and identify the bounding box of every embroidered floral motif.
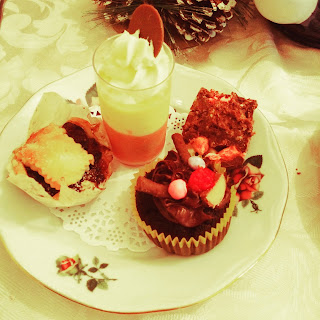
[56,255,116,292]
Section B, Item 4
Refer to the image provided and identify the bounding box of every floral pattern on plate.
[56,255,116,292]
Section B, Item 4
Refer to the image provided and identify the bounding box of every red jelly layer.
[104,121,167,166]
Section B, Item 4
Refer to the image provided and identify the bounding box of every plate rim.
[0,63,289,313]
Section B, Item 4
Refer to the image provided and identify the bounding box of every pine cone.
[162,0,237,45]
[92,0,237,49]
[93,0,137,24]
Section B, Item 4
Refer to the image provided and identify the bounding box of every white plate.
[0,64,288,313]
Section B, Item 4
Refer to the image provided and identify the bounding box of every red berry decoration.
[187,168,217,193]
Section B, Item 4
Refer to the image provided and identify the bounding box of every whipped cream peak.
[97,31,172,90]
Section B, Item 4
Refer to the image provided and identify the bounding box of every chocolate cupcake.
[131,133,237,256]
[131,88,259,255]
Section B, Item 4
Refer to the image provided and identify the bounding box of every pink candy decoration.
[168,179,187,200]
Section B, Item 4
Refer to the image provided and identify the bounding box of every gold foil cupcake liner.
[130,160,237,256]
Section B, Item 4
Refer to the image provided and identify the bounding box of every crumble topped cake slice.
[7,92,114,207]
[182,88,257,154]
[13,124,94,190]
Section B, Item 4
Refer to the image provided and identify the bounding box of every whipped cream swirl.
[98,31,172,90]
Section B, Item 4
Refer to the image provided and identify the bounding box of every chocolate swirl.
[151,151,222,227]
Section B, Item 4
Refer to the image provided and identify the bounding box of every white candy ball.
[188,156,206,170]
[168,179,187,200]
[254,0,318,24]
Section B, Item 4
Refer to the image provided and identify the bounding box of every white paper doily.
[50,107,187,252]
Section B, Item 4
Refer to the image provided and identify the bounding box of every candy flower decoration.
[233,162,264,201]
[253,0,318,24]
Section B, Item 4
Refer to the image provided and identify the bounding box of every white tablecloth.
[0,1,320,319]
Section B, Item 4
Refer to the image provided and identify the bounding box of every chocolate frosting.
[151,150,224,227]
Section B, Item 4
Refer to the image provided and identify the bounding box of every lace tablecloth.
[0,1,320,319]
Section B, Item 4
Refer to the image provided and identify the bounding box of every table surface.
[0,1,320,319]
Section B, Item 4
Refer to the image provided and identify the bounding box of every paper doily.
[50,107,187,252]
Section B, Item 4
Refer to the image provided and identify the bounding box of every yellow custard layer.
[93,31,174,136]
[97,78,172,136]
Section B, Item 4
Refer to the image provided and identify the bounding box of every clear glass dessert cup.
[93,34,175,166]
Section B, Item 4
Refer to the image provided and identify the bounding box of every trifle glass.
[93,31,175,166]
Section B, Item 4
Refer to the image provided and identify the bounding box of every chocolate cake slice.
[182,88,257,153]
